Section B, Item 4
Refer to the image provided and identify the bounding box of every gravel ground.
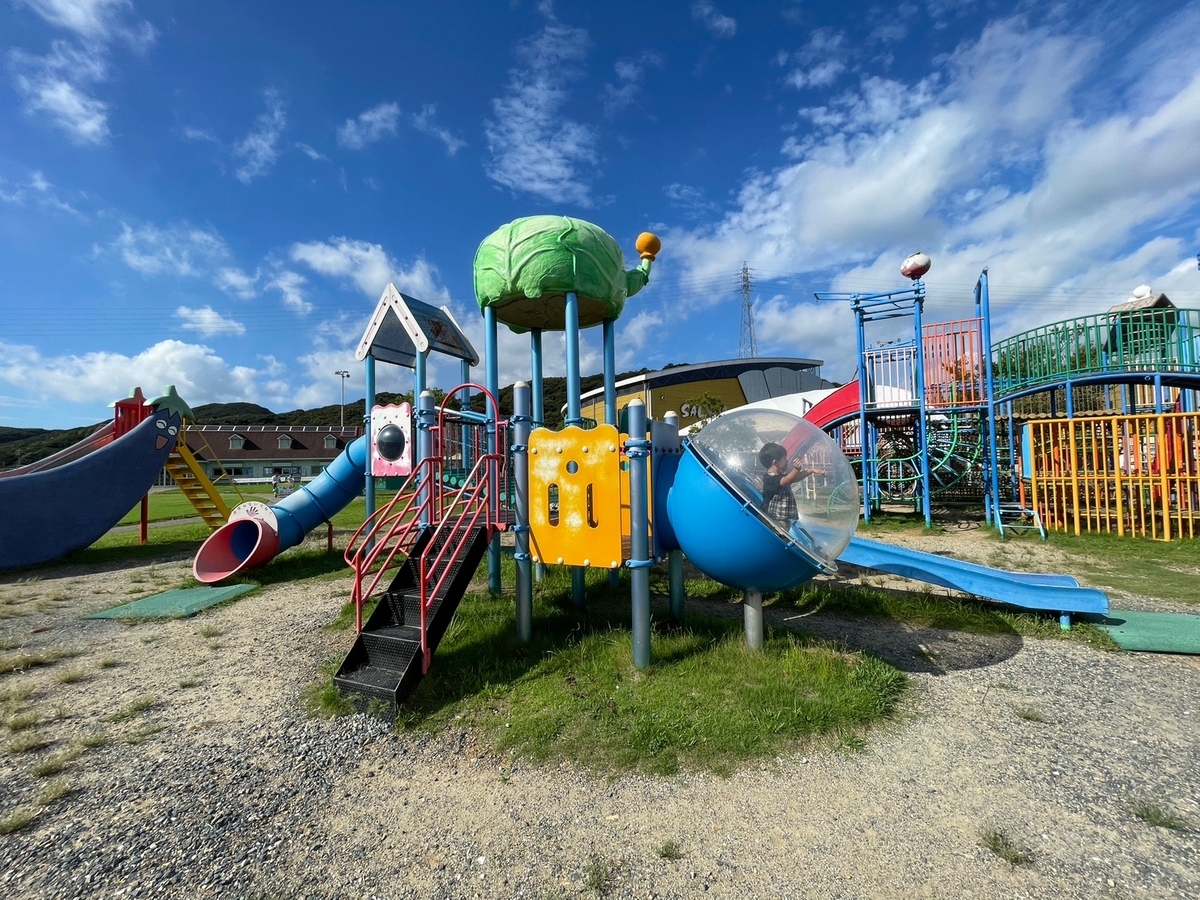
[1,526,1198,899]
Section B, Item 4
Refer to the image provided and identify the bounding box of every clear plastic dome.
[688,407,860,565]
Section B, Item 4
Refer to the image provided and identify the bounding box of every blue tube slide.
[193,436,368,583]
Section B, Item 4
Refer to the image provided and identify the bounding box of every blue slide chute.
[836,536,1108,615]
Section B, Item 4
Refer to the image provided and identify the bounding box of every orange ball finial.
[636,232,662,261]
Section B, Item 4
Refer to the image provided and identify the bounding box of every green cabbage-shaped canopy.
[473,215,649,332]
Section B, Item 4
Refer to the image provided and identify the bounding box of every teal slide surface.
[837,537,1109,614]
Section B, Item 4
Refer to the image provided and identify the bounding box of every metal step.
[333,665,403,702]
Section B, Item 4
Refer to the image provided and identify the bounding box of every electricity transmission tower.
[738,261,757,358]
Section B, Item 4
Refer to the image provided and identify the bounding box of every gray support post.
[627,400,652,669]
[416,390,436,528]
[744,589,763,651]
[513,382,533,642]
[663,410,685,620]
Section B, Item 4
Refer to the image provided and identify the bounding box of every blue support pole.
[415,349,428,399]
[513,381,533,642]
[564,291,585,606]
[531,329,544,427]
[603,318,617,426]
[854,299,872,523]
[416,390,435,528]
[978,269,1002,526]
[564,291,582,426]
[1154,374,1164,414]
[604,317,620,589]
[1066,380,1075,419]
[664,410,685,621]
[364,355,377,534]
[485,306,501,593]
[913,283,932,527]
[1007,404,1018,501]
[626,400,651,669]
[530,329,545,582]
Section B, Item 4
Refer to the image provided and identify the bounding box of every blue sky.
[3,0,1199,429]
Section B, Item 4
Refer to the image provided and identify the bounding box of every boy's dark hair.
[758,442,786,468]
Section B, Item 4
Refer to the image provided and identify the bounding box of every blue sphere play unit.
[186,216,1106,706]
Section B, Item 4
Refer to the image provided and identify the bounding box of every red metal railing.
[343,384,508,643]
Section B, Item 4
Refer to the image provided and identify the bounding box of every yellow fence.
[1028,412,1200,540]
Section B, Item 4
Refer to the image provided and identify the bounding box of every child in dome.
[758,442,814,524]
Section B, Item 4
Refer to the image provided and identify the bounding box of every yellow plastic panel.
[528,425,623,568]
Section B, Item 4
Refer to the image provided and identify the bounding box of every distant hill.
[0,369,673,468]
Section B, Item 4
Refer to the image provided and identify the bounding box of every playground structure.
[807,270,1200,542]
[0,386,232,571]
[192,216,1110,707]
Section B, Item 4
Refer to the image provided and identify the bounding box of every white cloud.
[0,338,268,409]
[295,142,327,161]
[113,222,229,277]
[779,28,847,90]
[483,15,597,206]
[337,102,401,150]
[233,89,287,183]
[662,13,1200,376]
[411,105,465,156]
[692,0,736,38]
[602,52,664,118]
[0,169,83,217]
[10,1,155,143]
[290,237,450,301]
[10,41,110,144]
[215,266,259,299]
[265,270,313,315]
[17,0,156,47]
[176,306,246,337]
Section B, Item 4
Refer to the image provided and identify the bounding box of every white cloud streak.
[176,306,246,337]
[692,0,736,38]
[337,102,401,149]
[233,89,287,183]
[290,237,450,302]
[484,16,597,206]
[411,105,465,156]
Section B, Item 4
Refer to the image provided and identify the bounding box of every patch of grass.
[109,694,157,722]
[122,723,164,745]
[198,624,224,639]
[776,580,1117,649]
[96,658,121,669]
[6,711,40,731]
[1013,706,1047,723]
[56,667,88,685]
[36,778,72,805]
[177,677,201,689]
[0,807,37,835]
[302,660,357,719]
[1132,800,1192,832]
[0,645,80,676]
[32,748,80,778]
[584,855,611,893]
[980,826,1031,866]
[7,731,49,754]
[76,730,108,749]
[391,567,906,776]
[656,840,683,860]
[325,594,378,632]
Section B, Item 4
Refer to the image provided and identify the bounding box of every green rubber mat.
[1085,610,1200,654]
[85,584,255,619]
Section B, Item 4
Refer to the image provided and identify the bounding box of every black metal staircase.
[334,519,490,705]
